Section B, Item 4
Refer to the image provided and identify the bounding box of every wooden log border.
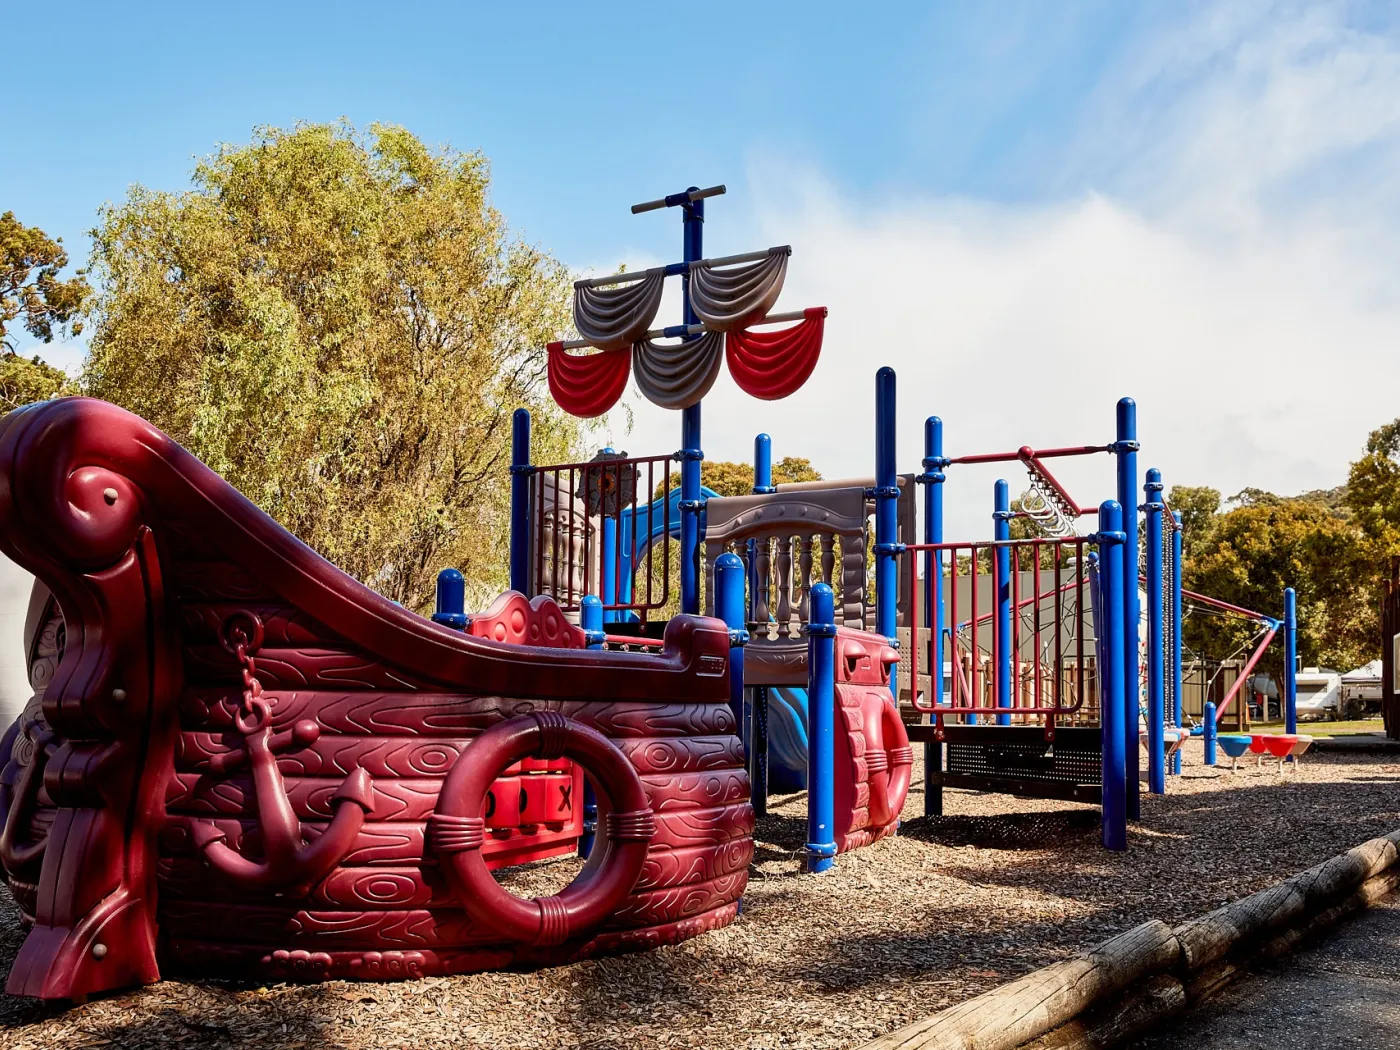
[862,830,1400,1050]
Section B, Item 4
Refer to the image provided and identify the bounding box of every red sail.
[547,343,631,418]
[724,307,825,401]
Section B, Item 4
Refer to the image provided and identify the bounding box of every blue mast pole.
[679,192,705,616]
[1097,500,1128,852]
[922,416,946,816]
[1171,510,1184,775]
[1114,398,1141,821]
[509,408,532,594]
[874,368,899,697]
[1144,468,1165,795]
[993,479,1013,727]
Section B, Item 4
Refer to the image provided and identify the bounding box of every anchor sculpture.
[189,614,374,896]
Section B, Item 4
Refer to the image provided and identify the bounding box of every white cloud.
[602,0,1400,541]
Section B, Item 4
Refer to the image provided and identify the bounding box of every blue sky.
[5,1,1400,538]
[5,2,1159,270]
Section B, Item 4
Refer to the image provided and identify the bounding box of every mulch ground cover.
[3,746,1396,1049]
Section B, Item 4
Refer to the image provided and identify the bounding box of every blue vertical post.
[1171,511,1184,776]
[753,433,774,493]
[1284,587,1298,737]
[715,552,756,811]
[749,437,773,816]
[599,447,618,623]
[874,368,899,697]
[578,594,604,858]
[1115,398,1141,820]
[1097,500,1128,852]
[432,568,469,630]
[1144,468,1165,794]
[509,408,532,594]
[805,583,838,872]
[922,416,946,816]
[679,193,705,616]
[993,479,1013,726]
[1203,700,1218,766]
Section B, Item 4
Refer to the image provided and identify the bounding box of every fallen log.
[862,921,1179,1050]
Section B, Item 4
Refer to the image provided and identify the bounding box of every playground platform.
[5,745,1400,1050]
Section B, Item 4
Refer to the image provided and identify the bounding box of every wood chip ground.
[3,747,1397,1049]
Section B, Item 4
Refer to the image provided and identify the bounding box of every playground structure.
[0,183,1308,1005]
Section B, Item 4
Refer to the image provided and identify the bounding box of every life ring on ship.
[429,711,654,947]
[865,697,914,828]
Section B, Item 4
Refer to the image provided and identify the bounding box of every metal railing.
[904,535,1099,730]
[531,452,676,616]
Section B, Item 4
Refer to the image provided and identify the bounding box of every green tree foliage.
[1168,485,1221,562]
[1347,421,1400,551]
[1177,489,1373,677]
[0,352,70,411]
[85,122,582,610]
[0,212,89,410]
[655,455,822,501]
[1,211,90,353]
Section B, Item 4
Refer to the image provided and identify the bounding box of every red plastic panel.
[829,629,912,854]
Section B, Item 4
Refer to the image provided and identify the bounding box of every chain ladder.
[1021,463,1077,538]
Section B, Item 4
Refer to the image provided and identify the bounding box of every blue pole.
[1144,468,1165,795]
[679,192,705,616]
[753,433,774,493]
[578,594,604,858]
[432,568,469,630]
[994,479,1013,726]
[1115,398,1141,821]
[599,447,618,624]
[874,368,899,700]
[1097,500,1128,852]
[750,436,772,816]
[1171,511,1184,776]
[509,408,532,594]
[922,416,946,816]
[1284,587,1298,737]
[715,552,754,811]
[1203,700,1218,766]
[806,583,838,873]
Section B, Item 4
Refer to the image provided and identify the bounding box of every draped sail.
[726,308,826,401]
[549,245,822,418]
[689,247,789,331]
[547,343,632,418]
[572,269,666,351]
[631,331,725,410]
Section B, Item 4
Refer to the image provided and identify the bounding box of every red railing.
[906,536,1098,731]
[531,453,675,616]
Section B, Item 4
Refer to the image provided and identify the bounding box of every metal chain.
[231,631,271,735]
